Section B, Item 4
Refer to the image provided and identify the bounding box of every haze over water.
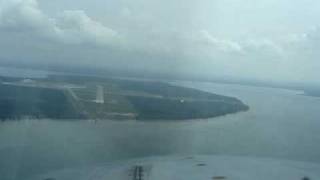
[1,77,320,179]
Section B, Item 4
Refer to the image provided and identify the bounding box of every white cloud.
[0,0,320,83]
[0,0,120,46]
[0,0,50,31]
[199,30,243,52]
[195,30,283,56]
[242,39,284,57]
[55,10,119,45]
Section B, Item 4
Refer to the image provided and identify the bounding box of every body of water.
[1,80,320,179]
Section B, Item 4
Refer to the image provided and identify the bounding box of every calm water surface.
[1,80,320,179]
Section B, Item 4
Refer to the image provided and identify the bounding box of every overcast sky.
[0,0,320,83]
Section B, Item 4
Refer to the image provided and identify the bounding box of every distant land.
[0,75,249,121]
[303,89,320,98]
[0,63,317,93]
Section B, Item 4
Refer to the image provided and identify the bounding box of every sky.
[0,0,320,84]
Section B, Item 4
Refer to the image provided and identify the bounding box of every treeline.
[127,96,249,120]
[115,80,241,103]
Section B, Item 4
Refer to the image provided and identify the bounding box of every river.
[1,71,320,179]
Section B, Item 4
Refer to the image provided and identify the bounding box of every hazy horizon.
[1,0,320,84]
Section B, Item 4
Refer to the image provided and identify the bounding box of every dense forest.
[127,96,249,120]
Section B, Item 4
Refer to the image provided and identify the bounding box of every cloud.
[198,30,243,52]
[55,10,119,45]
[0,0,120,46]
[0,0,320,84]
[0,0,285,56]
[0,0,50,31]
[243,39,283,54]
[194,30,283,57]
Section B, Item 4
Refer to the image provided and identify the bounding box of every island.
[0,75,249,120]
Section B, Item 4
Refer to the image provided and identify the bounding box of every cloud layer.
[0,0,120,45]
[0,0,320,84]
